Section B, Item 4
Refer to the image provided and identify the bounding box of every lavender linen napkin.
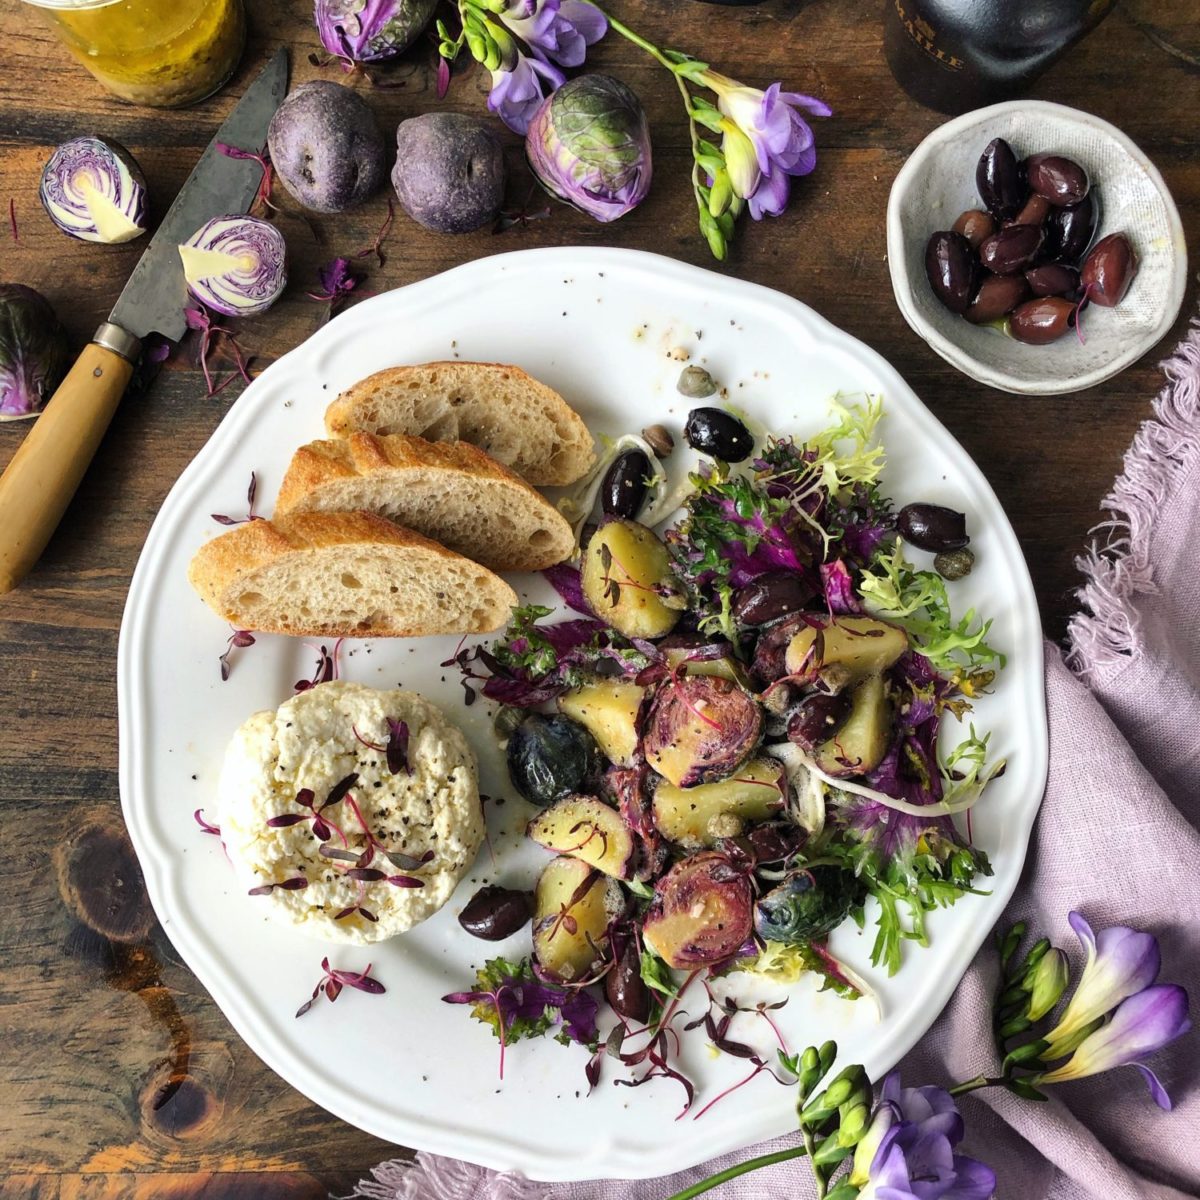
[344,317,1200,1200]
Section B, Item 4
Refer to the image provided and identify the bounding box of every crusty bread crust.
[187,510,517,637]
[274,432,574,571]
[323,361,595,487]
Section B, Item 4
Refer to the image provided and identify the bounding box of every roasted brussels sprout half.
[506,713,601,807]
[642,852,753,969]
[606,764,668,882]
[643,674,763,788]
[526,793,639,880]
[813,673,893,777]
[754,865,859,943]
[784,616,908,685]
[581,519,683,639]
[750,612,811,687]
[532,856,624,982]
[651,758,786,849]
[558,680,646,767]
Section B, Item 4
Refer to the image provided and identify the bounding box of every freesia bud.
[1025,947,1070,1021]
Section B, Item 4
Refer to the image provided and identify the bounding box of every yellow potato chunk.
[581,519,682,639]
[652,758,787,849]
[558,681,645,767]
[784,616,908,683]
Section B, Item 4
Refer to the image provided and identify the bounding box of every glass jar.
[24,0,246,108]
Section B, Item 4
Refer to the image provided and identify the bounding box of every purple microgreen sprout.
[211,472,261,526]
[494,186,553,235]
[353,199,395,268]
[295,956,385,1018]
[193,809,220,836]
[306,256,362,316]
[266,779,354,848]
[8,198,17,242]
[184,303,255,396]
[248,874,308,896]
[349,717,411,775]
[436,54,451,99]
[216,141,277,214]
[218,628,256,680]
[294,637,344,693]
[334,903,378,923]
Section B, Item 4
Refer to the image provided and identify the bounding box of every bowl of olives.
[887,100,1187,395]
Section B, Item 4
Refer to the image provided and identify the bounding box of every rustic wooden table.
[1,0,1196,1195]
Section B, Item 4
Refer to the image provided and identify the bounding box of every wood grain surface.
[1,0,1197,1194]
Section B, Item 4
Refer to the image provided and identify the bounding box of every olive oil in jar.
[26,0,246,108]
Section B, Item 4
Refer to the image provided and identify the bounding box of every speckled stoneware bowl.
[887,100,1187,395]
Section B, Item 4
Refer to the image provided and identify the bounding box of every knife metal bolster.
[93,323,143,364]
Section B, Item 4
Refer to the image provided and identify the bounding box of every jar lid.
[20,0,122,8]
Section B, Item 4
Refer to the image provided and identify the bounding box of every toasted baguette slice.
[275,433,575,573]
[187,510,517,638]
[323,362,595,487]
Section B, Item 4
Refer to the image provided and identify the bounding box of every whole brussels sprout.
[0,285,71,421]
[526,74,652,223]
[506,713,601,807]
[314,0,437,63]
[754,865,859,943]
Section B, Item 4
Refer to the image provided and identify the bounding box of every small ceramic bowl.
[887,100,1188,395]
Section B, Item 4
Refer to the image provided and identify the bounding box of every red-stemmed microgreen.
[294,637,344,693]
[295,956,385,1018]
[8,198,16,242]
[218,628,256,681]
[216,141,277,214]
[248,874,309,896]
[266,776,356,847]
[494,186,553,235]
[354,199,395,268]
[193,809,221,836]
[340,790,428,888]
[307,256,363,318]
[211,472,261,526]
[185,303,255,396]
[350,718,411,775]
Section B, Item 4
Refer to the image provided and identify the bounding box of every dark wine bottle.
[883,0,1116,114]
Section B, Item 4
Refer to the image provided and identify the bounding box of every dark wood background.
[1,0,1196,1195]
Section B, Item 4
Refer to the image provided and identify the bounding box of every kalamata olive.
[934,548,975,580]
[924,230,977,315]
[976,137,1024,220]
[965,273,1030,324]
[897,502,969,552]
[733,571,814,627]
[951,208,994,249]
[677,364,717,399]
[1009,296,1076,344]
[979,224,1044,275]
[601,448,651,520]
[786,692,852,751]
[1024,263,1080,298]
[1080,233,1138,307]
[1010,192,1051,228]
[458,885,536,941]
[1026,153,1089,207]
[605,937,650,1022]
[684,406,753,462]
[1043,193,1098,263]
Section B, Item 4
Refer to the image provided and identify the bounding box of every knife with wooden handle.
[0,48,289,595]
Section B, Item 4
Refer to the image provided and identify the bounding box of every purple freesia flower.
[850,1072,996,1200]
[1038,985,1191,1109]
[489,53,566,135]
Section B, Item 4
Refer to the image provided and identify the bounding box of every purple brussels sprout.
[314,0,438,63]
[526,74,652,223]
[0,285,71,421]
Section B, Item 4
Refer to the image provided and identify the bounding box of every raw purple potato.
[1024,263,1080,298]
[1081,233,1138,307]
[786,691,852,751]
[951,208,994,250]
[978,224,1044,275]
[642,852,753,969]
[1025,153,1089,207]
[976,137,1024,219]
[925,230,977,314]
[458,885,535,941]
[267,81,385,214]
[733,571,815,627]
[643,674,763,788]
[1044,193,1098,263]
[392,113,505,234]
[896,503,969,552]
[1009,296,1076,344]
[966,273,1030,324]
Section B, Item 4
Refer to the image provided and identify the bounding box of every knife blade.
[111,47,290,343]
[0,49,289,594]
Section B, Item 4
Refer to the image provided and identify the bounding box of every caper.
[677,364,717,399]
[934,548,975,580]
[642,424,675,458]
[493,705,526,740]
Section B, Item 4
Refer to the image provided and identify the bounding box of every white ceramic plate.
[888,100,1187,395]
[119,247,1047,1181]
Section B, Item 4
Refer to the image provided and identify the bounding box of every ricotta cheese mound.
[217,680,484,944]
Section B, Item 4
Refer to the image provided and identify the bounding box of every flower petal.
[560,0,607,44]
[944,1155,999,1200]
[1134,1063,1174,1111]
[746,168,789,219]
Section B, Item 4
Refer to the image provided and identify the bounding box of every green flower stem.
[661,1144,809,1200]
[947,1074,1007,1097]
[802,1124,827,1199]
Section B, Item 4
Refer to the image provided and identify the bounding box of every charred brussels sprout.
[754,865,859,943]
[506,713,600,806]
[642,852,753,968]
